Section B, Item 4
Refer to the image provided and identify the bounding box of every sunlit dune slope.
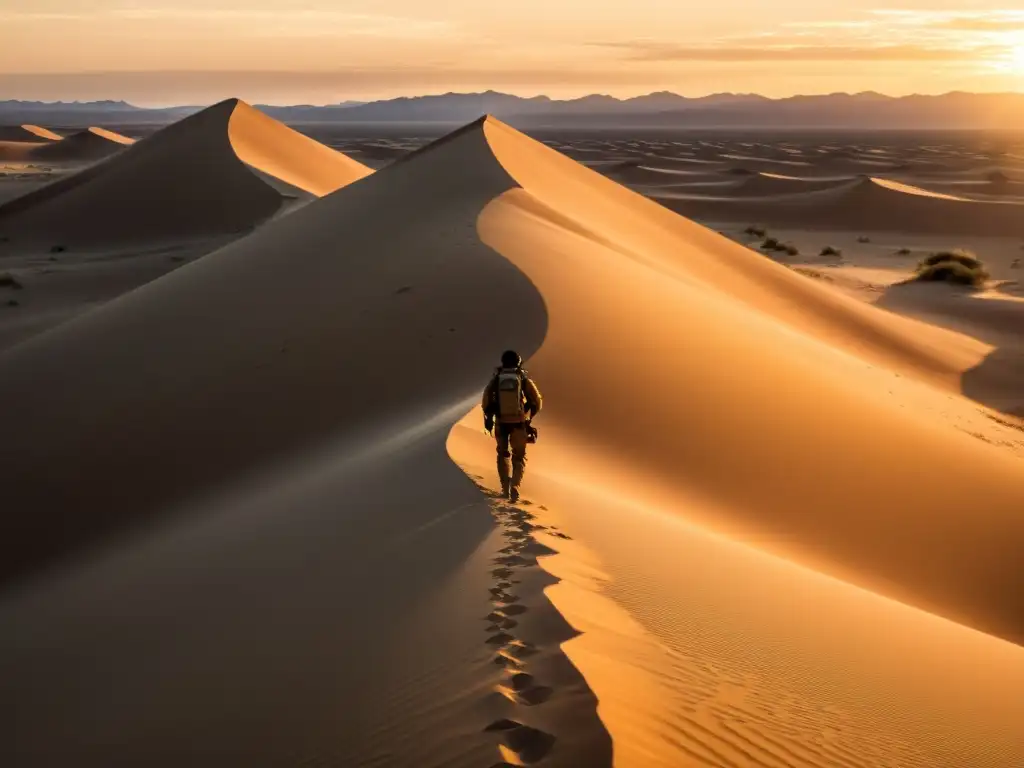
[471,117,1024,645]
[0,99,371,245]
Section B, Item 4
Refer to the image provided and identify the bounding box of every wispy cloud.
[0,7,453,38]
[868,9,1024,32]
[931,17,1024,33]
[593,41,994,62]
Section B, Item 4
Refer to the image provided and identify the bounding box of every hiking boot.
[509,486,520,503]
[501,480,511,498]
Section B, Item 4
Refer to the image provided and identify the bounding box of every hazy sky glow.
[2,1,1024,104]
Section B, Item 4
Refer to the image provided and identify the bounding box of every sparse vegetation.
[857,236,871,244]
[820,245,842,257]
[919,249,985,271]
[744,225,767,237]
[896,247,912,256]
[914,249,989,288]
[759,237,798,256]
[50,245,66,254]
[0,272,23,290]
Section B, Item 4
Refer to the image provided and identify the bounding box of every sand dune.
[727,171,856,196]
[0,99,370,246]
[28,127,135,162]
[1,114,1023,767]
[660,175,1024,236]
[0,125,62,142]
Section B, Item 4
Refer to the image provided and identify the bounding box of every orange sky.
[2,2,1024,105]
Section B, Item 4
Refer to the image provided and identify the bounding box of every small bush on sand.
[919,249,984,271]
[857,236,871,244]
[50,245,66,254]
[914,249,988,288]
[744,225,767,237]
[896,247,912,256]
[0,272,23,290]
[820,245,842,257]
[761,237,782,250]
[784,243,800,256]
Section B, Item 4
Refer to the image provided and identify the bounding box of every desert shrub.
[761,237,782,250]
[820,245,842,257]
[0,272,22,290]
[857,236,871,243]
[896,247,912,256]
[914,250,988,288]
[744,225,767,237]
[50,245,66,253]
[919,249,984,271]
[784,243,800,256]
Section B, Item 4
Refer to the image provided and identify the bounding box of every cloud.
[0,7,454,38]
[933,18,1024,33]
[868,9,1024,32]
[593,41,993,62]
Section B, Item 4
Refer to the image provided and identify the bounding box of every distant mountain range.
[2,90,1024,129]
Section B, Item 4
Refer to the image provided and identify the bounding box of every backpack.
[493,367,527,421]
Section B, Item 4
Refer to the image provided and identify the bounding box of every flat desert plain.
[1,104,1023,768]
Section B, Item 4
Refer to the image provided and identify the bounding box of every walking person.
[482,350,542,502]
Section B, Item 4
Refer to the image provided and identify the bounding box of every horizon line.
[5,86,1024,110]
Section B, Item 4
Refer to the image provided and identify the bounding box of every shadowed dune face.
[27,127,135,163]
[0,118,565,768]
[0,117,544,587]
[0,99,370,246]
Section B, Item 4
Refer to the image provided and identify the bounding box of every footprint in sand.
[486,631,517,645]
[497,671,555,706]
[484,719,556,763]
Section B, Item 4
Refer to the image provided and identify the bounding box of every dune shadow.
[876,280,1024,417]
